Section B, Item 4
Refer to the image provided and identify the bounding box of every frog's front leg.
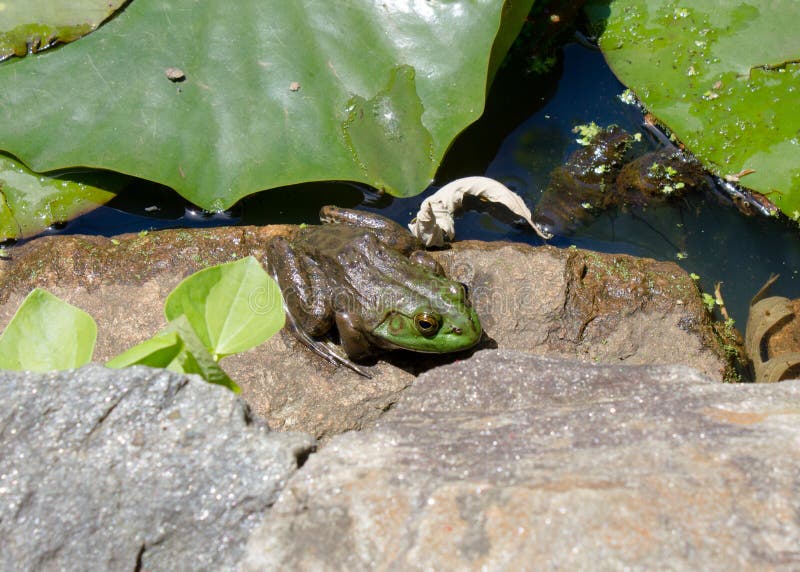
[268,237,332,336]
[334,311,374,361]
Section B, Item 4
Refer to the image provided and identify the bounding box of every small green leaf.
[105,330,183,369]
[167,315,240,393]
[164,256,285,359]
[0,288,96,371]
[107,316,240,393]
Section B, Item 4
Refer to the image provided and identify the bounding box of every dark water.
[35,43,800,325]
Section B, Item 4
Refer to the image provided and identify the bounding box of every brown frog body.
[268,206,482,375]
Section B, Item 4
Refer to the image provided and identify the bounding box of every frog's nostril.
[452,327,462,334]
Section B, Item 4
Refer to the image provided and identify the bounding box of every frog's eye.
[414,313,440,337]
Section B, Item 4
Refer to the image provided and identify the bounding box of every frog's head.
[371,281,482,353]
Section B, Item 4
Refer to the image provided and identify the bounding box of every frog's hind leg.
[268,236,332,336]
[284,311,374,379]
[268,236,373,378]
[319,205,418,254]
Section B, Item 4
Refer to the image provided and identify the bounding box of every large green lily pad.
[589,0,800,217]
[0,0,533,211]
[0,0,125,60]
[0,154,119,241]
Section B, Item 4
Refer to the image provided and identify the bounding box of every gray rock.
[243,350,800,570]
[0,365,314,572]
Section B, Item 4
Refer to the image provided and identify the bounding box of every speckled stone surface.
[243,350,800,570]
[0,365,314,572]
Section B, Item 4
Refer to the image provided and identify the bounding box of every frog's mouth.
[372,309,482,353]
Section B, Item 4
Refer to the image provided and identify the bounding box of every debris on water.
[165,67,186,82]
[572,122,602,145]
[532,125,632,236]
[724,168,756,183]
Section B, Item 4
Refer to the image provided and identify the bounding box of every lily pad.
[0,153,119,241]
[0,0,125,60]
[589,0,800,217]
[0,0,534,210]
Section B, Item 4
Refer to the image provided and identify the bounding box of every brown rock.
[0,227,735,440]
[242,351,800,570]
[433,241,732,379]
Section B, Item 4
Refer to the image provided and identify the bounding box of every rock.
[0,365,314,572]
[0,227,735,441]
[243,350,800,570]
[432,242,733,380]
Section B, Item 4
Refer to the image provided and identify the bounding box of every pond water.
[45,42,800,326]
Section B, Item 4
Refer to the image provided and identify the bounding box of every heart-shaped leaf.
[0,288,96,371]
[164,256,285,359]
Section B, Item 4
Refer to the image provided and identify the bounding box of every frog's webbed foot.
[319,205,419,254]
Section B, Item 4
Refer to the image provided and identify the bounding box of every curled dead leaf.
[408,176,552,247]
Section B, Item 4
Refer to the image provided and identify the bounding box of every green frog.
[268,206,482,376]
